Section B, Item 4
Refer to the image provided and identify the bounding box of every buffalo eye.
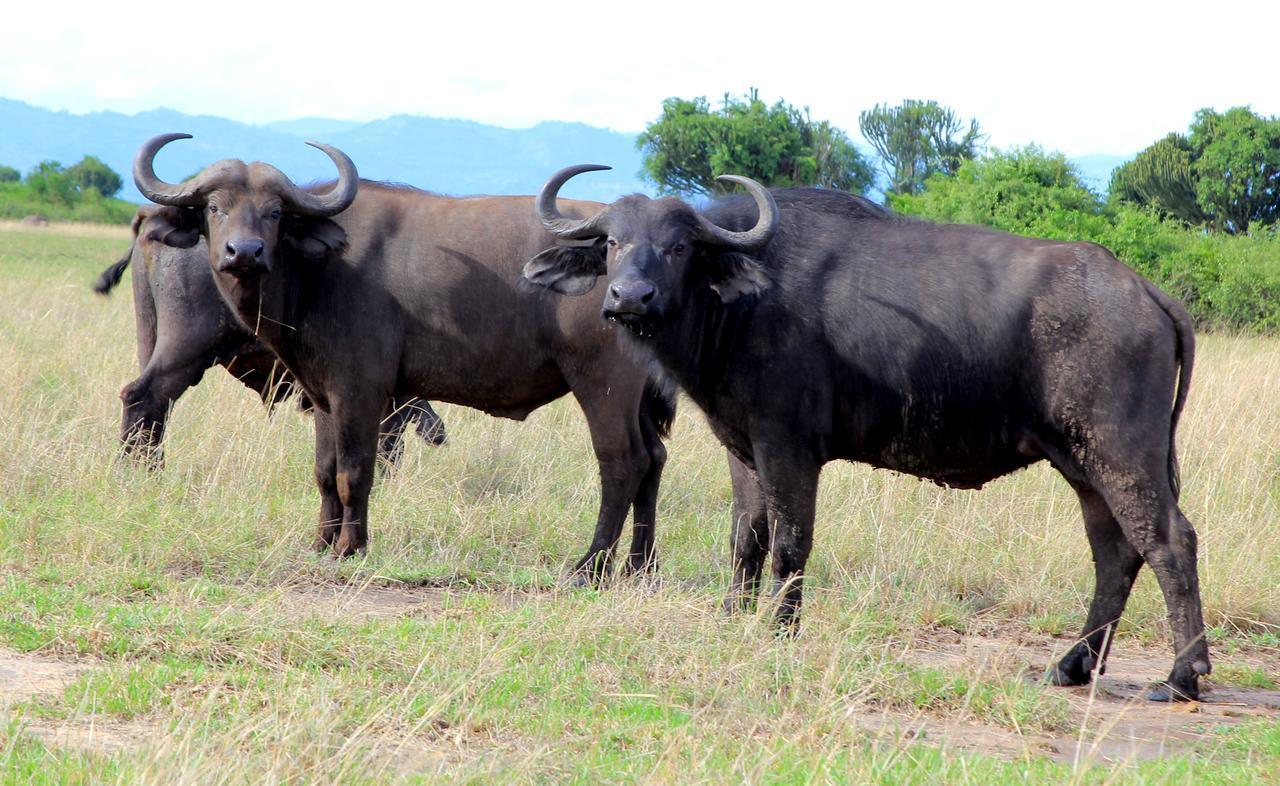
[606,238,618,248]
[268,208,281,221]
[672,242,686,254]
[208,204,219,215]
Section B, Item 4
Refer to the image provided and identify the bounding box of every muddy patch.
[873,629,1280,764]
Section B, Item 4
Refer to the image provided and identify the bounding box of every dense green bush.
[0,158,135,224]
[891,147,1280,333]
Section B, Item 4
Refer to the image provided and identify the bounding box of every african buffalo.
[94,208,446,468]
[129,135,671,580]
[524,166,1208,701]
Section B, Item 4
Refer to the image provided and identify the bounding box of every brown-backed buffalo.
[130,135,671,580]
[94,208,446,467]
[524,166,1209,701]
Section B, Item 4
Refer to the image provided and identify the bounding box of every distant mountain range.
[0,98,1132,204]
[0,99,649,204]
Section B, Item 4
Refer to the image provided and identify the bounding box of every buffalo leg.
[1085,459,1209,700]
[119,354,213,468]
[724,452,770,612]
[568,386,650,584]
[412,400,448,446]
[377,398,417,467]
[754,440,821,632]
[330,398,383,558]
[312,409,342,551]
[377,398,447,467]
[622,413,667,576]
[1050,487,1144,687]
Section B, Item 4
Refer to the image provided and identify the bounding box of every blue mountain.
[0,99,648,203]
[0,98,1133,205]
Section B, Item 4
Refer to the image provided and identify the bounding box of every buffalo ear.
[522,238,607,296]
[701,250,771,303]
[282,215,347,260]
[145,207,204,249]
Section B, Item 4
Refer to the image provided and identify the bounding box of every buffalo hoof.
[563,568,602,589]
[331,538,367,559]
[567,552,611,588]
[1145,681,1199,702]
[1047,652,1096,687]
[621,553,658,578]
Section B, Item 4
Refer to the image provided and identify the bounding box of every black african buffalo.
[94,207,446,468]
[523,166,1209,701]
[128,135,671,581]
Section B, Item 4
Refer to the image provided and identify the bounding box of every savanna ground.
[0,219,1278,784]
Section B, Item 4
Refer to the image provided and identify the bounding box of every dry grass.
[0,222,1277,783]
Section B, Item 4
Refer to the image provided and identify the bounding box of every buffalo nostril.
[253,244,263,259]
[639,287,655,304]
[609,285,623,300]
[225,242,237,257]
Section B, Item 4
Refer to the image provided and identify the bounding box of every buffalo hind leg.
[1050,486,1144,687]
[723,452,770,613]
[622,413,667,577]
[1089,464,1209,700]
[119,355,212,469]
[754,440,820,632]
[378,399,447,466]
[568,386,649,585]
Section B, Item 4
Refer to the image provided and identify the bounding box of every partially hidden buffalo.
[94,207,446,467]
[523,166,1208,701]
[129,135,671,579]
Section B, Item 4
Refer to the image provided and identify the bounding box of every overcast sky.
[5,0,1277,156]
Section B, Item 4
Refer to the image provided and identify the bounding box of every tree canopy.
[1111,106,1280,234]
[66,155,124,198]
[858,100,984,196]
[638,90,874,196]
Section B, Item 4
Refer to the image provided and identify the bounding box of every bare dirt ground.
[0,647,155,753]
[877,628,1280,764]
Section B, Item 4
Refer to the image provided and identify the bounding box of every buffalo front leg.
[331,399,383,558]
[312,409,342,552]
[622,415,667,576]
[569,386,650,585]
[1049,487,1144,687]
[754,440,821,632]
[724,451,770,613]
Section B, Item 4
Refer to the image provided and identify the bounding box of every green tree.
[858,100,984,196]
[1109,134,1208,225]
[1190,107,1280,233]
[638,89,873,196]
[25,161,77,206]
[0,165,19,183]
[65,155,124,198]
[1111,106,1280,234]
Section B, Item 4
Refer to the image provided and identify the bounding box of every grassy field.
[0,220,1277,784]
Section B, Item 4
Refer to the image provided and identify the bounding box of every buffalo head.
[523,166,778,334]
[132,133,357,284]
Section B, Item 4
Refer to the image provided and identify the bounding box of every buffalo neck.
[626,285,753,423]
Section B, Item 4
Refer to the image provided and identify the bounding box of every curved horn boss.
[264,142,359,217]
[134,134,358,217]
[133,133,207,207]
[694,175,779,251]
[536,164,614,239]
